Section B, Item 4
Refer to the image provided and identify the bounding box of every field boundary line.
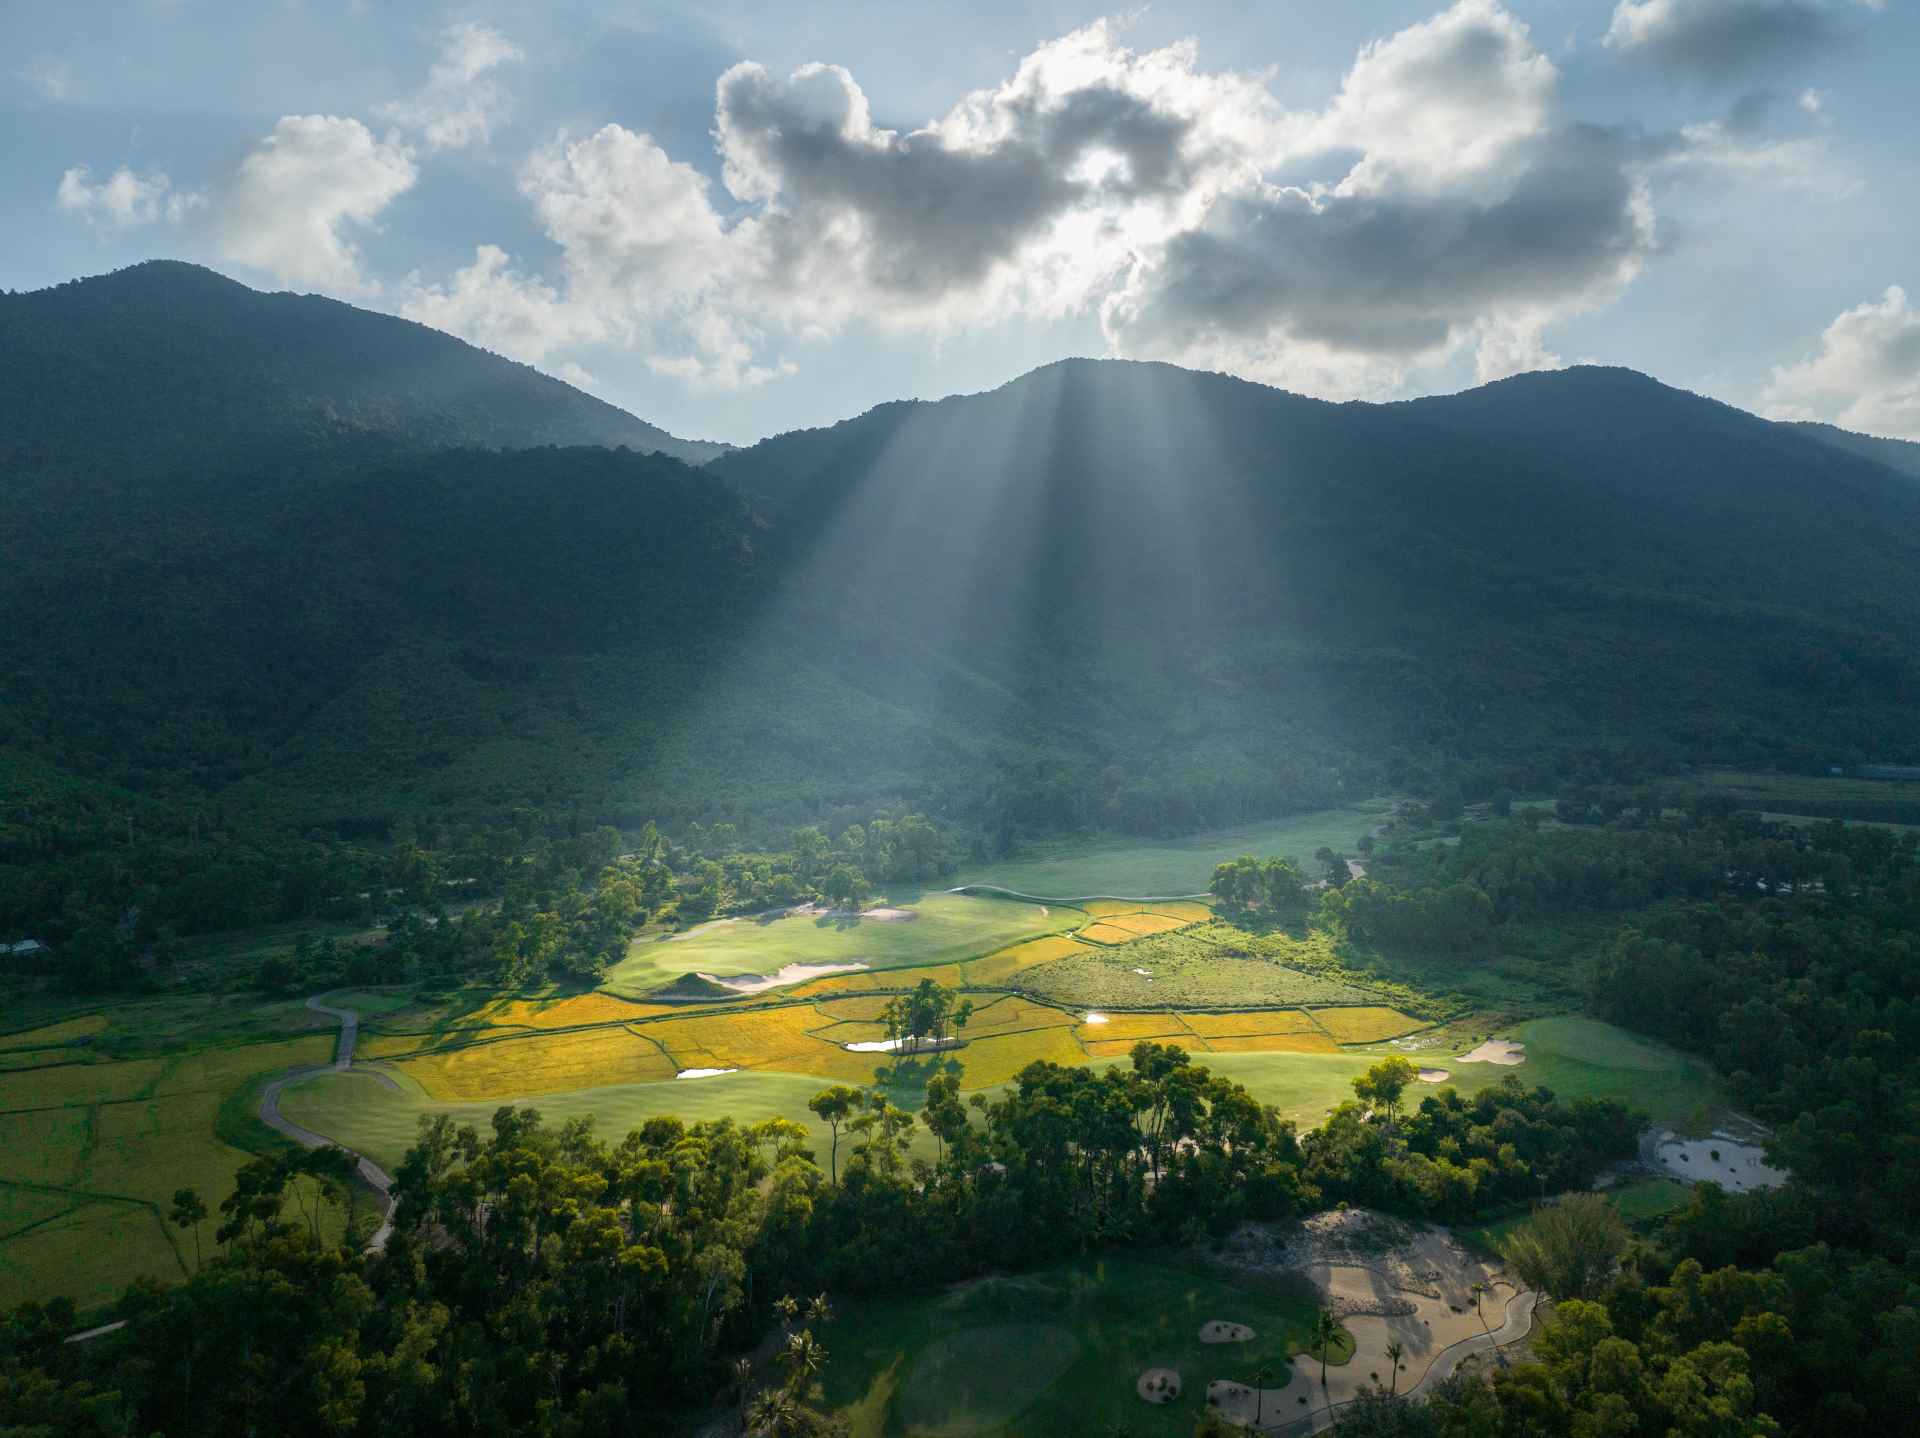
[952,885,1211,905]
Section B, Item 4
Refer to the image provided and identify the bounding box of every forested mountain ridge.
[4,267,1920,934]
[0,260,728,471]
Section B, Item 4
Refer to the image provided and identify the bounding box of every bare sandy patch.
[1653,1131,1787,1192]
[1200,1320,1255,1344]
[675,1067,736,1079]
[1457,1039,1525,1065]
[1084,1012,1110,1025]
[1137,1368,1181,1403]
[696,962,870,995]
[1418,1068,1450,1083]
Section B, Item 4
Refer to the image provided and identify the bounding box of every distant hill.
[1784,420,1920,480]
[4,286,1919,882]
[0,261,727,471]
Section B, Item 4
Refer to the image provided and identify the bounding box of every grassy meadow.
[601,892,1074,997]
[0,1000,348,1313]
[949,801,1396,897]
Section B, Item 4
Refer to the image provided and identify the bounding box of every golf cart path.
[1263,1286,1539,1434]
[257,994,400,1252]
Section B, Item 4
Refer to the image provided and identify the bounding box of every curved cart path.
[257,994,401,1252]
[1261,1287,1538,1434]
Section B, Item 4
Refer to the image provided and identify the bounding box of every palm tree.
[1471,1282,1508,1368]
[1384,1340,1405,1398]
[782,1328,827,1395]
[1251,1362,1276,1429]
[730,1357,754,1425]
[773,1293,799,1335]
[805,1292,833,1328]
[746,1387,798,1437]
[1312,1309,1342,1427]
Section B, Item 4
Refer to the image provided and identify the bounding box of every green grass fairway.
[1171,1051,1380,1129]
[1460,1178,1691,1255]
[280,1065,947,1173]
[823,1255,1342,1437]
[1490,1017,1723,1121]
[602,893,1073,998]
[949,802,1395,898]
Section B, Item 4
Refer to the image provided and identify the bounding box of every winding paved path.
[257,995,400,1252]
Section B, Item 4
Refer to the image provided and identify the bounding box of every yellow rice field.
[1086,912,1188,937]
[1203,1032,1341,1055]
[949,1027,1091,1087]
[1180,1009,1321,1038]
[1309,1007,1428,1044]
[1073,1012,1192,1042]
[1083,1035,1206,1060]
[398,1028,679,1100]
[0,1015,110,1050]
[786,963,971,998]
[477,993,682,1028]
[1077,922,1142,946]
[962,935,1091,986]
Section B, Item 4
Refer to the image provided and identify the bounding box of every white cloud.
[56,165,198,227]
[378,22,522,152]
[397,1,1828,401]
[1761,286,1920,440]
[209,115,417,292]
[1604,1,1873,81]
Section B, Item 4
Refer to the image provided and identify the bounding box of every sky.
[6,0,1918,445]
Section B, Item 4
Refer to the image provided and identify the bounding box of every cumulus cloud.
[1102,2,1656,394]
[394,1,1826,398]
[1761,286,1920,439]
[1604,1,1869,82]
[56,165,199,227]
[378,22,522,152]
[209,116,417,292]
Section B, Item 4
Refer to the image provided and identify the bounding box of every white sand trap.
[1210,1250,1521,1427]
[1137,1368,1182,1404]
[1418,1068,1450,1083]
[856,906,916,922]
[1654,1133,1787,1192]
[1084,1012,1110,1025]
[696,962,869,995]
[1133,968,1153,976]
[1200,1320,1255,1344]
[844,1035,965,1054]
[1457,1039,1525,1066]
[675,1067,736,1079]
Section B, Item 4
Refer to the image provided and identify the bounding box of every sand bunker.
[1137,1368,1182,1404]
[1654,1132,1787,1192]
[1084,1012,1110,1025]
[697,962,869,994]
[1210,1265,1523,1426]
[1200,1320,1255,1344]
[844,1035,965,1054]
[1132,968,1153,977]
[1456,1039,1525,1066]
[1417,1068,1450,1083]
[675,1067,736,1079]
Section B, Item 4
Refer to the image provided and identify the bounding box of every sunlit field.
[950,801,1395,896]
[600,892,1074,997]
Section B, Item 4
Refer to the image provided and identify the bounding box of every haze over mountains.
[3,263,1917,856]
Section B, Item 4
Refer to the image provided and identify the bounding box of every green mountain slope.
[4,271,1919,899]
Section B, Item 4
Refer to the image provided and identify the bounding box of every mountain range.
[3,261,1916,863]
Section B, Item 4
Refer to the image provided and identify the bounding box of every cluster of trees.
[0,1043,1640,1436]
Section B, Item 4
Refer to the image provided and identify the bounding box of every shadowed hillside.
[4,277,1919,903]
